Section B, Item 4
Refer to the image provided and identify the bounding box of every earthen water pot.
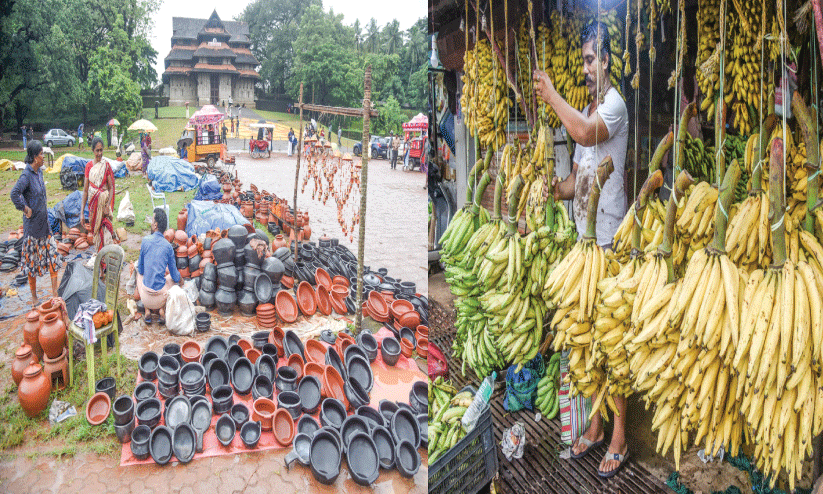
[177,209,188,231]
[43,347,69,390]
[164,229,175,243]
[39,311,67,360]
[12,344,37,386]
[174,230,188,246]
[271,234,288,252]
[23,311,43,360]
[273,408,295,446]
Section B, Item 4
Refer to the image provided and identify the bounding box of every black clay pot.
[233,250,246,269]
[417,414,428,448]
[346,432,380,486]
[380,337,400,366]
[157,378,179,400]
[378,400,399,426]
[95,377,116,400]
[225,344,244,369]
[283,330,305,360]
[199,288,216,308]
[180,362,206,391]
[201,351,219,372]
[115,416,136,444]
[231,357,255,396]
[217,262,238,288]
[325,347,346,382]
[278,390,302,419]
[261,343,278,359]
[165,397,192,430]
[410,381,428,415]
[211,384,234,415]
[372,425,395,469]
[357,332,378,363]
[203,237,213,251]
[310,429,342,485]
[113,395,135,426]
[298,414,320,438]
[345,376,370,410]
[231,402,250,429]
[130,425,151,460]
[274,247,291,262]
[251,331,269,349]
[149,425,173,465]
[237,287,257,316]
[202,262,217,282]
[176,256,188,271]
[195,312,211,332]
[341,415,369,453]
[243,264,261,288]
[200,276,217,293]
[297,375,322,414]
[256,354,277,382]
[207,359,231,390]
[244,243,265,267]
[241,420,262,449]
[275,365,298,393]
[134,381,157,404]
[320,398,346,430]
[216,413,236,447]
[212,238,236,265]
[391,409,421,450]
[138,351,159,381]
[172,422,196,464]
[162,343,183,367]
[204,336,228,360]
[395,439,420,478]
[356,405,385,430]
[191,399,212,433]
[346,355,373,394]
[157,355,180,383]
[188,255,201,272]
[254,273,273,304]
[227,225,247,250]
[344,345,368,369]
[399,281,416,295]
[261,257,285,285]
[215,285,237,315]
[252,374,273,401]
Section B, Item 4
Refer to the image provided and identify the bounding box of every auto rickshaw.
[181,105,232,167]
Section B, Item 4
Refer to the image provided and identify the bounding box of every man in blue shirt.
[136,208,182,325]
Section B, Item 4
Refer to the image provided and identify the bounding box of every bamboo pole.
[354,66,372,332]
[293,83,304,264]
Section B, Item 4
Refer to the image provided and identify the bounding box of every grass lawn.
[0,352,138,458]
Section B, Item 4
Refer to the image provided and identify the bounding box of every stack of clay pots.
[57,224,92,252]
[0,233,22,272]
[13,298,70,418]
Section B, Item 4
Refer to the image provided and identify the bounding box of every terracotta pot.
[416,337,429,358]
[271,234,288,252]
[287,354,304,380]
[273,408,295,446]
[86,391,112,426]
[268,327,285,357]
[237,339,253,353]
[181,341,202,363]
[187,244,198,258]
[303,362,325,382]
[416,325,429,341]
[245,348,261,364]
[39,312,67,360]
[322,365,348,409]
[174,230,188,246]
[177,209,188,231]
[23,311,43,361]
[252,398,276,431]
[302,225,311,241]
[18,364,51,418]
[400,338,413,358]
[12,344,37,386]
[43,347,69,390]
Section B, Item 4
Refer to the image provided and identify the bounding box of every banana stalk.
[791,91,820,233]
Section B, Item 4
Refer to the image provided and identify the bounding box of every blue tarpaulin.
[185,200,250,236]
[60,156,88,175]
[194,174,222,201]
[147,156,199,192]
[48,190,88,233]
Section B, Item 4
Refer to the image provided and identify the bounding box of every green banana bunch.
[428,387,474,463]
[535,353,561,418]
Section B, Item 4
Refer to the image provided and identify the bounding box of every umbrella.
[128,119,158,132]
[189,105,225,126]
[107,118,120,127]
[177,137,193,149]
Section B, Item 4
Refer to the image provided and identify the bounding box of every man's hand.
[533,70,556,105]
[551,176,562,202]
[23,206,32,219]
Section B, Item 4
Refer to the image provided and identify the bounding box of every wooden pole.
[293,83,304,264]
[354,66,372,332]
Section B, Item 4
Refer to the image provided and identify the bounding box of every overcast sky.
[150,0,426,83]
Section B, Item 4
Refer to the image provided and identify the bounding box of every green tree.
[364,18,380,54]
[372,96,404,136]
[87,47,142,127]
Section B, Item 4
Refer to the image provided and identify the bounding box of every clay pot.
[86,391,112,425]
[296,282,317,316]
[181,341,202,363]
[39,311,67,360]
[271,234,288,252]
[322,365,348,409]
[18,364,51,418]
[302,225,311,241]
[12,344,37,386]
[304,362,326,382]
[23,311,43,360]
[304,339,327,365]
[164,229,175,243]
[416,325,429,340]
[400,338,413,358]
[276,291,299,323]
[416,337,429,358]
[273,408,295,446]
[252,397,276,431]
[287,353,305,380]
[177,209,188,231]
[174,230,188,246]
[43,347,69,390]
[268,327,285,356]
[245,348,261,364]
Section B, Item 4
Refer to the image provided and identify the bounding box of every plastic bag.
[117,191,135,222]
[165,285,195,336]
[182,279,198,303]
[503,354,545,412]
[500,422,526,461]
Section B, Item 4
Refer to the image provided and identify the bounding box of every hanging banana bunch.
[461,37,511,150]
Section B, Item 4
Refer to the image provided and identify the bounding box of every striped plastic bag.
[558,351,591,445]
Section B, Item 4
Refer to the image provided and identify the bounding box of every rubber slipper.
[144,314,153,324]
[570,436,604,459]
[158,317,166,326]
[597,450,630,478]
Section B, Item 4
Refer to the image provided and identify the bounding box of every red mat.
[120,328,425,466]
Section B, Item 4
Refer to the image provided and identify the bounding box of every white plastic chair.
[146,183,169,219]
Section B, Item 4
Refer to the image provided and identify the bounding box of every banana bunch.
[535,353,561,419]
[461,38,511,150]
[428,387,475,464]
[674,181,718,267]
[429,376,459,420]
[732,138,823,491]
[682,135,715,183]
[549,11,590,113]
[517,19,556,126]
[438,159,492,263]
[545,158,615,399]
[696,0,720,105]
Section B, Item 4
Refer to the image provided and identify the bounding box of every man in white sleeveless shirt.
[533,21,630,479]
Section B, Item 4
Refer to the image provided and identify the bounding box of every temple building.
[162,10,260,108]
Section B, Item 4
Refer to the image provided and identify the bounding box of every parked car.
[370,137,391,159]
[42,129,75,147]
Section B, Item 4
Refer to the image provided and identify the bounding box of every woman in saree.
[81,137,116,251]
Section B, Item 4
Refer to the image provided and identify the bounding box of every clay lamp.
[304,339,327,365]
[296,281,317,316]
[315,285,332,316]
[273,408,295,446]
[86,391,112,426]
[276,291,299,323]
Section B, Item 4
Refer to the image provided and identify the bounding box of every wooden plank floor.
[430,300,674,494]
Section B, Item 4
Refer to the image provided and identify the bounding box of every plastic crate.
[429,387,498,494]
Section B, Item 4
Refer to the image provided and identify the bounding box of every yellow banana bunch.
[674,181,718,268]
[461,38,511,151]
